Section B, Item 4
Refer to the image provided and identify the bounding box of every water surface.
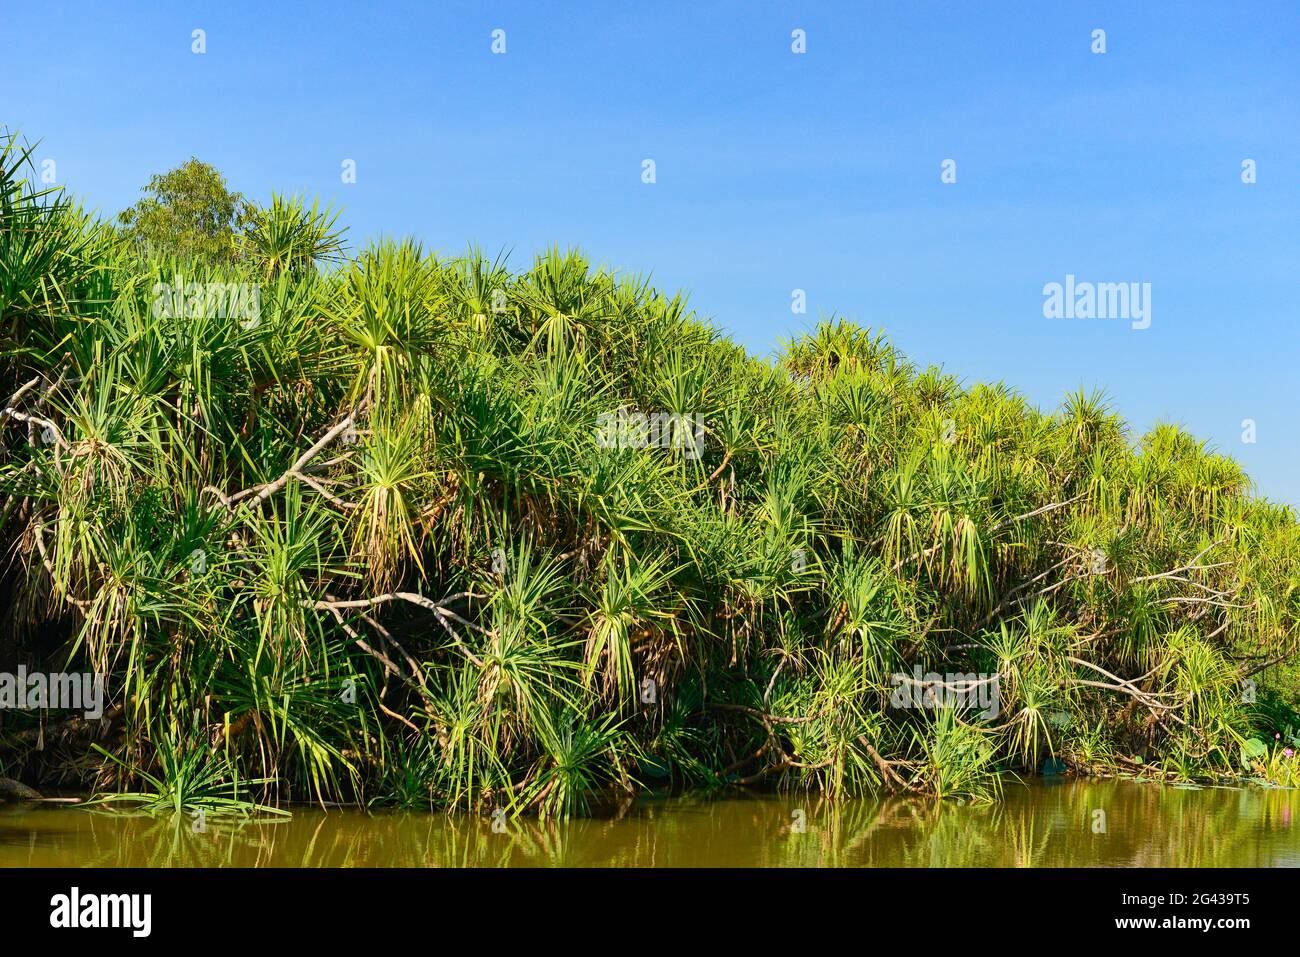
[1,779,1296,867]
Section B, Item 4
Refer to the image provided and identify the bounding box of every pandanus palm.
[3,129,1299,814]
[239,194,345,280]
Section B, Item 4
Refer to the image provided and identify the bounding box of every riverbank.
[3,132,1299,814]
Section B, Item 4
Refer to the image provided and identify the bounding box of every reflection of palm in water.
[1,780,1295,867]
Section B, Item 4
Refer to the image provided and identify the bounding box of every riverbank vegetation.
[2,132,1298,816]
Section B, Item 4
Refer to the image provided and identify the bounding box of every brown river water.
[1,778,1296,867]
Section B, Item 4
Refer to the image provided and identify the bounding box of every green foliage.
[2,139,1299,819]
[240,194,345,279]
[117,157,252,264]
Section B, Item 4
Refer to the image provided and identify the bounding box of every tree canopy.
[117,157,251,264]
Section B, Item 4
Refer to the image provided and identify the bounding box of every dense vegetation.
[2,132,1298,817]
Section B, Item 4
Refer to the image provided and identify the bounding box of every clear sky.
[4,1,1298,504]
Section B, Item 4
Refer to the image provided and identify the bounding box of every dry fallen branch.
[311,591,487,667]
[205,405,366,511]
[988,494,1086,535]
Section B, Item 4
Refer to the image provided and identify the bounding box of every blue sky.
[5,1,1298,503]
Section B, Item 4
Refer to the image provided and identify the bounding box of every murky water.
[1,779,1296,867]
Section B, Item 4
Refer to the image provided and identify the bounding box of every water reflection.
[0,780,1295,867]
